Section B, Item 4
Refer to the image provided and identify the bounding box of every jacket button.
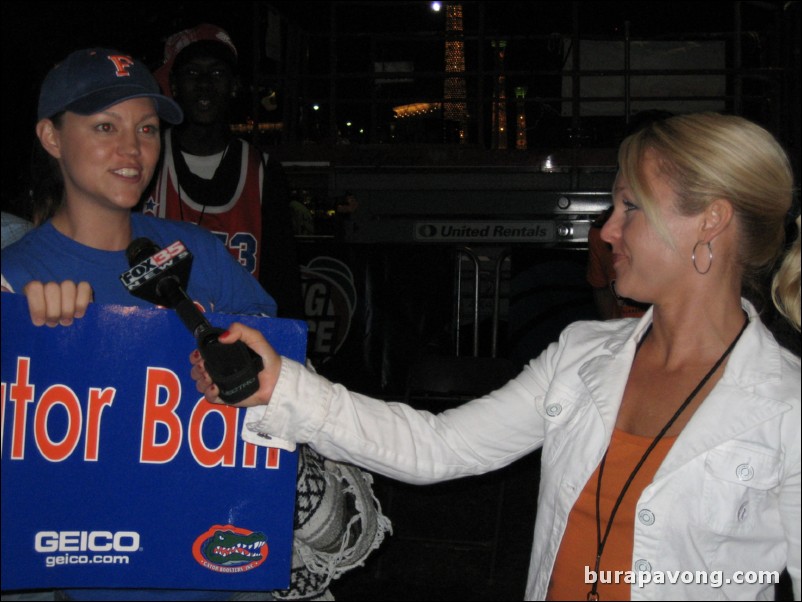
[735,463,754,481]
[634,559,652,573]
[546,403,562,417]
[638,509,655,526]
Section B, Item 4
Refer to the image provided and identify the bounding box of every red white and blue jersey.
[144,130,263,277]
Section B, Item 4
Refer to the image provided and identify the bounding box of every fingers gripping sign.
[22,280,93,327]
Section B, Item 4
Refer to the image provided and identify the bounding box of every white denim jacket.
[243,300,801,600]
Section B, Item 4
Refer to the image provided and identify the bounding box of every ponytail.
[771,215,801,331]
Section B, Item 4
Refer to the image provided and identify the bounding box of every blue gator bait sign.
[1,294,306,592]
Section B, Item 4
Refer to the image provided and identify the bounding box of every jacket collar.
[659,303,792,472]
[580,300,793,472]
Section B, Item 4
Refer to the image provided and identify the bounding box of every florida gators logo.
[107,55,135,77]
[192,525,268,573]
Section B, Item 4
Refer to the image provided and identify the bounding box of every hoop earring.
[692,241,713,275]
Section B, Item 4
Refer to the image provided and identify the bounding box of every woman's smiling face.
[601,149,700,305]
[45,97,161,213]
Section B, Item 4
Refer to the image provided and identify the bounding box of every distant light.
[312,104,320,111]
[346,121,352,127]
[392,102,442,118]
[542,155,557,172]
[431,2,441,12]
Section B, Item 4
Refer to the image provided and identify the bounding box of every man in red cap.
[145,24,304,321]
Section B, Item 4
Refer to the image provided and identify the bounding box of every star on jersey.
[143,197,160,215]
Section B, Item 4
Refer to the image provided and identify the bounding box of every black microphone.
[119,237,263,404]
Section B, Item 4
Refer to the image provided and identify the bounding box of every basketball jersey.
[144,130,264,277]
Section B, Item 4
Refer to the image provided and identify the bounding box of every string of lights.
[443,3,467,143]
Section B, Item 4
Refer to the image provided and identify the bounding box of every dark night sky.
[1,1,794,211]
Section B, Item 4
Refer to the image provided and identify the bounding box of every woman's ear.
[700,199,735,243]
[36,119,62,160]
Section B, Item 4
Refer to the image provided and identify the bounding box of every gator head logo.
[192,524,268,573]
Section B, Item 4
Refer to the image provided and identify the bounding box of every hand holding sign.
[18,280,94,327]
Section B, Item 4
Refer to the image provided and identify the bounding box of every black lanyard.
[587,316,749,601]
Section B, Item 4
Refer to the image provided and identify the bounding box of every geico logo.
[34,531,140,553]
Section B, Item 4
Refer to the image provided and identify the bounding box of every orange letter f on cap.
[108,54,135,77]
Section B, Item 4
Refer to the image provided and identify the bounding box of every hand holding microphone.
[119,237,263,404]
[191,323,282,408]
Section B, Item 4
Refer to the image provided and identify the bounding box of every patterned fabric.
[294,445,328,531]
[272,447,392,601]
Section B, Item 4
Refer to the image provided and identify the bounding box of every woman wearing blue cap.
[0,47,276,600]
[1,48,390,602]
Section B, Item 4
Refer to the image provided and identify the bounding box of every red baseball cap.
[154,24,238,97]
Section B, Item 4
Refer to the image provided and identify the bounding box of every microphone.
[119,237,263,404]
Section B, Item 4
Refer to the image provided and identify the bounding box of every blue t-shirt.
[1,213,277,318]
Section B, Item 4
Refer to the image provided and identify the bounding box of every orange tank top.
[546,428,677,601]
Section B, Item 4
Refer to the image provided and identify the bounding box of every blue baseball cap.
[38,48,183,124]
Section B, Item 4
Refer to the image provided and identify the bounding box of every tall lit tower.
[515,86,528,150]
[491,40,507,149]
[443,3,467,143]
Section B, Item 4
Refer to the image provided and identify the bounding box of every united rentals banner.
[1,294,306,592]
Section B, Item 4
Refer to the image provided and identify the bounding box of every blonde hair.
[618,112,800,331]
[772,215,801,330]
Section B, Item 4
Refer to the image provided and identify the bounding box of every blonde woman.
[194,113,800,600]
